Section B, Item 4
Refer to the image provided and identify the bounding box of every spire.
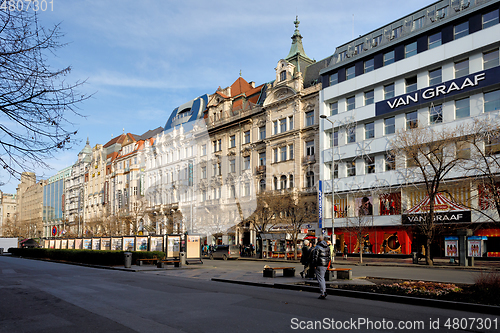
[86,137,89,145]
[286,15,310,60]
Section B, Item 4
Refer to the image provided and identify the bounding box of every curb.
[211,278,499,315]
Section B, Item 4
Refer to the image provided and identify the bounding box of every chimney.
[249,81,255,88]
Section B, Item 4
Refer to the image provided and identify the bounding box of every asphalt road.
[1,256,498,333]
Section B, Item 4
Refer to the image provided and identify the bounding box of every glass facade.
[43,178,64,223]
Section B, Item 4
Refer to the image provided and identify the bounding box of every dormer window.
[280,71,287,82]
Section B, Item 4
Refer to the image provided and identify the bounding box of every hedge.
[8,248,165,266]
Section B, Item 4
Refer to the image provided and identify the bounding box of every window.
[437,6,448,20]
[244,131,250,144]
[273,148,278,163]
[230,135,236,148]
[484,49,499,70]
[330,102,338,115]
[202,166,207,179]
[384,83,395,99]
[484,89,500,112]
[280,175,287,189]
[230,185,236,198]
[372,35,382,47]
[364,90,374,105]
[279,119,286,133]
[456,141,470,159]
[364,59,374,73]
[405,76,417,93]
[329,72,338,86]
[365,122,374,139]
[454,22,468,40]
[385,117,395,135]
[347,127,356,143]
[259,126,266,140]
[273,120,278,134]
[230,159,236,173]
[244,183,250,196]
[274,176,278,190]
[306,140,314,156]
[305,111,314,126]
[355,43,364,55]
[429,68,442,86]
[306,171,315,188]
[392,26,402,39]
[334,164,338,179]
[486,135,500,155]
[405,41,417,58]
[289,144,294,160]
[259,179,266,192]
[289,116,294,130]
[428,32,441,49]
[346,96,355,111]
[406,155,417,168]
[212,140,217,152]
[455,98,470,119]
[406,111,418,129]
[346,66,355,80]
[413,16,424,30]
[365,157,375,174]
[289,175,294,188]
[383,50,395,66]
[243,156,250,170]
[455,59,469,78]
[430,104,443,124]
[280,71,286,81]
[280,147,287,161]
[385,153,395,171]
[483,9,499,29]
[347,161,356,177]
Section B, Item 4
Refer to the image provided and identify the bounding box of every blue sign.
[375,66,500,117]
[318,180,323,229]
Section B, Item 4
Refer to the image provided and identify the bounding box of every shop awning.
[405,192,468,214]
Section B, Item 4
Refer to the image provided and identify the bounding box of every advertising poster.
[136,237,148,251]
[123,237,134,251]
[111,238,122,251]
[68,239,75,249]
[55,239,61,249]
[187,236,200,259]
[75,239,82,249]
[167,236,180,258]
[150,237,163,252]
[92,238,100,250]
[444,238,458,257]
[43,240,49,248]
[83,239,92,250]
[49,240,55,249]
[61,239,67,249]
[468,239,482,257]
[355,196,373,216]
[101,238,111,250]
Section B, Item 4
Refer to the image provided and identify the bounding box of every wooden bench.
[137,258,160,266]
[157,259,181,268]
[325,268,352,280]
[263,267,295,278]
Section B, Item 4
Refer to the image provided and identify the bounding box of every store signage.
[318,180,323,228]
[402,211,471,224]
[375,66,500,117]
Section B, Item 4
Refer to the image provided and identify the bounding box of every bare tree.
[389,124,462,265]
[345,206,373,264]
[280,193,316,260]
[0,10,90,177]
[245,191,280,237]
[1,213,22,237]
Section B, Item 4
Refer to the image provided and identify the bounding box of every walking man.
[300,240,311,278]
[311,236,332,299]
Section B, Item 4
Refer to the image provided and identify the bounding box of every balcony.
[255,165,266,174]
[302,155,316,164]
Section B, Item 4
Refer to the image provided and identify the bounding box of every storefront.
[332,227,412,255]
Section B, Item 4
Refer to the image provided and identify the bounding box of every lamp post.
[320,114,336,259]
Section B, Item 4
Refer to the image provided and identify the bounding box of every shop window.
[379,192,401,215]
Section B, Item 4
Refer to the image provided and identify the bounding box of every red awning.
[405,193,467,214]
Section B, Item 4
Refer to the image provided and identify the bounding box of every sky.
[0,0,432,194]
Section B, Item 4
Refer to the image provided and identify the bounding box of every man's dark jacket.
[300,246,311,265]
[312,240,331,267]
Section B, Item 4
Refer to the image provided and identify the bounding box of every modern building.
[43,167,71,237]
[319,0,500,256]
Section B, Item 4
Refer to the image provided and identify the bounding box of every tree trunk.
[425,236,433,266]
[359,238,363,264]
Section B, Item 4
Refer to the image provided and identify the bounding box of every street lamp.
[320,114,337,259]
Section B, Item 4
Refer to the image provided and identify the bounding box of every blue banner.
[318,180,323,229]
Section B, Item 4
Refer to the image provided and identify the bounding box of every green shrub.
[8,248,165,266]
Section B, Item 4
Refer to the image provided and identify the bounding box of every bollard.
[124,252,132,268]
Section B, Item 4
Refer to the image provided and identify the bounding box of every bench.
[157,259,181,268]
[137,258,159,266]
[263,267,295,278]
[325,268,352,280]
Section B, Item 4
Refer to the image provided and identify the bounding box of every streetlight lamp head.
[320,115,327,119]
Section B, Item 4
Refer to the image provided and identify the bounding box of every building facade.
[16,172,45,238]
[319,0,500,256]
[43,167,71,237]
[0,191,16,236]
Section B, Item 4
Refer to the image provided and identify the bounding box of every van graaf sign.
[402,211,471,224]
[318,180,323,228]
[376,66,500,116]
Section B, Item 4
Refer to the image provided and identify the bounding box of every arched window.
[259,179,266,192]
[274,176,278,190]
[280,175,287,189]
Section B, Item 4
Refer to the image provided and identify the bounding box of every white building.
[319,0,500,256]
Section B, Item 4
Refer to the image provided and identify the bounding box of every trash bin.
[412,252,418,264]
[179,252,186,267]
[124,252,132,268]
